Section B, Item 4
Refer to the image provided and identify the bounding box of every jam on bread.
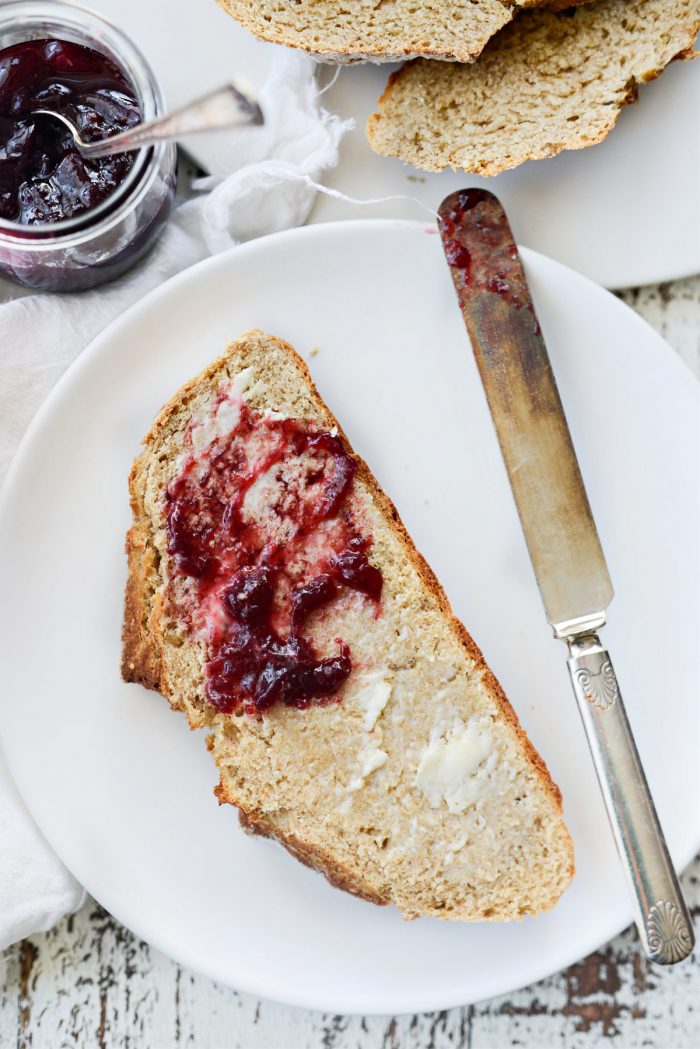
[166,383,383,716]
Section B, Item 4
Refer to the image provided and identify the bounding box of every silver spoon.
[33,82,263,160]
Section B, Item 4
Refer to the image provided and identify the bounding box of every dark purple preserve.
[0,38,141,225]
[166,401,385,717]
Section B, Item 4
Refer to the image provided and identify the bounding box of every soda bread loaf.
[216,0,590,64]
[122,329,574,920]
[367,0,700,173]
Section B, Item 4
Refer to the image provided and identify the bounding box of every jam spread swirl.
[0,39,140,225]
[165,386,383,716]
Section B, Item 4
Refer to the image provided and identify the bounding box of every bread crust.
[228,797,390,906]
[122,330,573,913]
[122,496,162,691]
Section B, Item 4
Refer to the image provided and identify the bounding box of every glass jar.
[0,1,176,292]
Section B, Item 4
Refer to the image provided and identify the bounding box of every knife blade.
[438,189,612,636]
[438,188,693,965]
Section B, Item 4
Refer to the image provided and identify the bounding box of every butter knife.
[438,189,694,965]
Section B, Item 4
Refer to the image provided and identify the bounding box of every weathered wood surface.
[1,277,698,1047]
[0,862,698,1047]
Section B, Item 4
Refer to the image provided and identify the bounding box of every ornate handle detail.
[646,901,694,964]
[573,658,618,710]
[567,633,694,965]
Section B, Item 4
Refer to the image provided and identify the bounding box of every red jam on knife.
[165,383,383,717]
[438,188,541,333]
[0,39,140,225]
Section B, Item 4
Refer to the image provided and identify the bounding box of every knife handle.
[567,633,694,964]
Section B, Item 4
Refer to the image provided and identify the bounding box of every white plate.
[87,1,698,288]
[0,221,698,1015]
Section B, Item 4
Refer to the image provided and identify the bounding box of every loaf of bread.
[122,329,574,920]
[367,0,700,174]
[216,0,590,64]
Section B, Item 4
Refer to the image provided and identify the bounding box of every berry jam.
[0,39,140,225]
[438,188,540,334]
[166,387,383,717]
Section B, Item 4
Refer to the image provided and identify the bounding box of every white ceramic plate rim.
[0,221,698,1015]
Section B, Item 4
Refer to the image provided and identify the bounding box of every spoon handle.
[82,82,263,159]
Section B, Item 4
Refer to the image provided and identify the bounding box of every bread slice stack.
[368,0,700,173]
[217,0,698,175]
[216,0,590,64]
[123,329,574,920]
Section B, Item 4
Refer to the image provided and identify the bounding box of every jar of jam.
[0,1,176,292]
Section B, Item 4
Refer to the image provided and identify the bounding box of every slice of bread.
[367,0,700,174]
[123,329,574,920]
[216,0,590,65]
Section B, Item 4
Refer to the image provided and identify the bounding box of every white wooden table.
[0,198,698,1046]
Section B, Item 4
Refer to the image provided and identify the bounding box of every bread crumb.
[309,345,320,358]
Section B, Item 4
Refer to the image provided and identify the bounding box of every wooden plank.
[617,277,700,375]
[0,944,20,1048]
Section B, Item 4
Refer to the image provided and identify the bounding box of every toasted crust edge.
[122,330,572,906]
[212,754,391,907]
[122,476,163,688]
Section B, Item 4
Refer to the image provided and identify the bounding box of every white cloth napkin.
[0,50,350,951]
